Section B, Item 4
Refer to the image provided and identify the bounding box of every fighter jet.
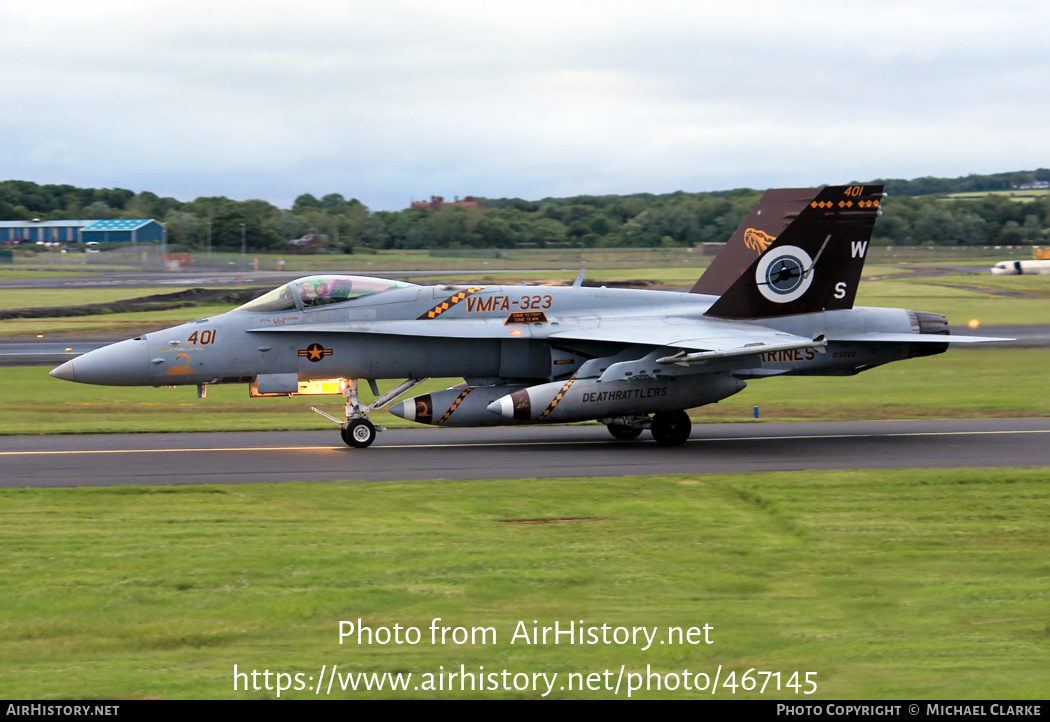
[50,185,1009,447]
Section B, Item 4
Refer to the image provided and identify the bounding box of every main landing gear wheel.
[607,422,643,440]
[650,410,691,446]
[341,418,377,448]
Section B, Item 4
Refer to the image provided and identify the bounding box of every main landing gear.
[604,410,692,446]
[313,377,427,448]
[650,410,691,446]
[606,418,644,440]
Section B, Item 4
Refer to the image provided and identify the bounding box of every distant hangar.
[0,218,163,245]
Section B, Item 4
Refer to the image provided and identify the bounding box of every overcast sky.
[2,1,1047,210]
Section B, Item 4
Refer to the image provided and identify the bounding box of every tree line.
[2,170,1048,252]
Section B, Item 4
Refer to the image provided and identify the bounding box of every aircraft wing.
[249,316,824,363]
[249,320,1006,363]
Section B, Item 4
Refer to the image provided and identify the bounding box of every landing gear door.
[498,339,548,379]
[550,346,589,380]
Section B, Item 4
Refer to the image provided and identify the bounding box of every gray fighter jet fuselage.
[50,185,1010,447]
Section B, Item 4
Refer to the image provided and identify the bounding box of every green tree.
[321,193,347,208]
[83,201,117,219]
[92,188,134,210]
[359,214,392,249]
[1022,214,1044,242]
[292,194,322,212]
[125,191,179,219]
[164,210,204,249]
[210,200,282,250]
[278,210,311,241]
[527,218,568,245]
[588,214,616,235]
[998,221,1024,245]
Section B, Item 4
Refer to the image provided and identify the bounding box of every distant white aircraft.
[990,259,1050,275]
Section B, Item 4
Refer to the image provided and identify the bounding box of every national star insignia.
[298,343,333,362]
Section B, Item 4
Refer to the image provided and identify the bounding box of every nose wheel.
[341,418,377,448]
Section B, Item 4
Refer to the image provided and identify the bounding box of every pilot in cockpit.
[300,278,330,307]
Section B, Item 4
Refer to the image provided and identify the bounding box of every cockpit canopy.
[236,275,416,312]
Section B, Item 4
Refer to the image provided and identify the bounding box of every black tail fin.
[704,184,883,319]
[690,187,820,296]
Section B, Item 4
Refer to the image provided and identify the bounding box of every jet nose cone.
[49,338,151,386]
[487,396,515,418]
[50,360,76,382]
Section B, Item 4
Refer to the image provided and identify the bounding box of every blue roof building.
[81,219,163,244]
[0,219,163,244]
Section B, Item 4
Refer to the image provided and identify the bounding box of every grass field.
[7,243,1040,276]
[3,348,1045,435]
[0,287,194,310]
[7,247,706,274]
[1,468,1046,699]
[2,265,1047,341]
[920,274,1050,298]
[2,253,1046,700]
[0,268,103,279]
[941,189,1050,202]
[0,304,239,338]
[855,278,1050,327]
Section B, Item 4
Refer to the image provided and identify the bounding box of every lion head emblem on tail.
[744,228,776,254]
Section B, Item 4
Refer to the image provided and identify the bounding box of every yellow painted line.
[0,446,340,456]
[0,441,586,455]
[703,430,1050,442]
[0,428,1046,457]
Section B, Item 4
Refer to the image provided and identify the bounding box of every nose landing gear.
[312,377,428,448]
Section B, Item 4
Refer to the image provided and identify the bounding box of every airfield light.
[968,319,980,329]
[37,334,44,338]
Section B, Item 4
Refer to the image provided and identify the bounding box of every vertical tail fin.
[704,184,883,319]
[690,187,820,296]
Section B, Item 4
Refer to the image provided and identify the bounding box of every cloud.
[2,1,1048,209]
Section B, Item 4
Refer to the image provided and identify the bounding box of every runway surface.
[1,418,1047,488]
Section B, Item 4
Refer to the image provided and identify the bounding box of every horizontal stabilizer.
[550,319,816,354]
[828,333,1014,344]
